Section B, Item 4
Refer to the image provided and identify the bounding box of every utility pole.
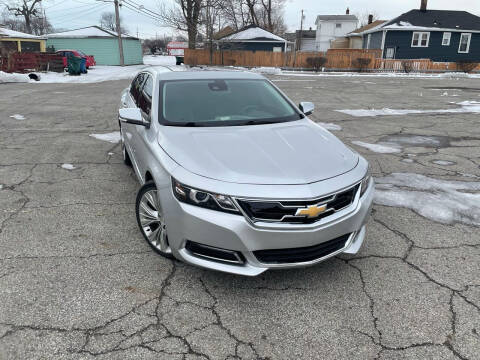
[114,0,125,66]
[298,9,304,51]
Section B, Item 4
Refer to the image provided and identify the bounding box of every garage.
[46,26,142,66]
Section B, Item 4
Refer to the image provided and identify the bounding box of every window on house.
[411,32,430,47]
[385,47,396,59]
[458,33,472,53]
[442,32,451,46]
[336,23,342,29]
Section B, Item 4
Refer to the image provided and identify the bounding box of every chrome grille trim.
[233,182,360,225]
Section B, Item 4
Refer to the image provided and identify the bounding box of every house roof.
[315,15,358,24]
[368,10,480,33]
[218,25,286,42]
[213,26,235,40]
[46,26,138,40]
[348,20,387,36]
[0,27,45,39]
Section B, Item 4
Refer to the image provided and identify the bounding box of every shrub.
[353,57,372,72]
[456,60,479,73]
[401,60,414,73]
[306,56,327,72]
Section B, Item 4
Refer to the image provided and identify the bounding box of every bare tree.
[5,0,43,34]
[99,12,128,34]
[158,0,204,49]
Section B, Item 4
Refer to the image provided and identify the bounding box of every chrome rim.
[139,190,171,254]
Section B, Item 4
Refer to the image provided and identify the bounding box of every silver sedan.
[119,67,374,276]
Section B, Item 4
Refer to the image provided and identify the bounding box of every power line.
[123,0,164,19]
[121,2,162,22]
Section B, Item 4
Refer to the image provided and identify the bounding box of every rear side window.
[138,75,153,116]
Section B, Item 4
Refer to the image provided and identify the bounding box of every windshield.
[77,50,86,57]
[159,79,302,126]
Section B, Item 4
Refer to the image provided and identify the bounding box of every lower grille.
[253,233,351,264]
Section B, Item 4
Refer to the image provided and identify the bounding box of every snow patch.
[61,163,76,170]
[374,173,480,226]
[9,114,25,120]
[250,67,282,75]
[0,71,30,83]
[401,158,414,163]
[337,101,480,117]
[352,141,401,153]
[432,160,455,166]
[89,132,121,143]
[318,122,342,131]
[143,55,177,66]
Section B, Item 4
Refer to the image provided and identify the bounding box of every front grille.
[236,184,359,224]
[253,233,351,264]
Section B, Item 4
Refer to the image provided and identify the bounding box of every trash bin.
[80,57,87,74]
[67,55,82,76]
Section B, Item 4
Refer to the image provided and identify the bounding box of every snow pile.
[143,55,177,66]
[337,101,480,117]
[61,163,76,170]
[0,71,30,83]
[352,141,401,153]
[9,114,25,120]
[375,173,480,226]
[318,122,342,131]
[37,65,146,84]
[250,67,282,75]
[89,132,121,143]
[278,71,480,79]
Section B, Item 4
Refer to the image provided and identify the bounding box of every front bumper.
[160,179,374,276]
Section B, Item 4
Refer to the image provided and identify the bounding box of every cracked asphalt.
[1,74,479,359]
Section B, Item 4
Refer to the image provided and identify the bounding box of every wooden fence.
[184,48,479,72]
[0,52,64,73]
[184,48,382,69]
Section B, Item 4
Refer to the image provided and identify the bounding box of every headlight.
[360,166,371,197]
[172,178,240,214]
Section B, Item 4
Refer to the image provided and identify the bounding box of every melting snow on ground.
[375,173,480,226]
[89,132,121,143]
[61,163,76,170]
[9,114,25,120]
[318,122,342,131]
[432,160,455,166]
[352,141,401,153]
[337,101,480,117]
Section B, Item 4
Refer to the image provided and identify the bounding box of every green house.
[46,26,142,66]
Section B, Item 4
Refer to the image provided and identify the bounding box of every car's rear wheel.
[136,182,173,259]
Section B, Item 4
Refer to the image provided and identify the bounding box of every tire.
[120,126,132,167]
[136,182,174,259]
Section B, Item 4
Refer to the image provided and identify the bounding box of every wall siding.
[46,38,143,65]
[382,30,480,61]
[363,32,383,49]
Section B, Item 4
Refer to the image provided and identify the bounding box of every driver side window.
[130,73,145,105]
[138,75,153,117]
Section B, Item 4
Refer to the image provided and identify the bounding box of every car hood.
[157,119,358,185]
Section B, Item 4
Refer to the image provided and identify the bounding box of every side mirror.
[299,102,315,116]
[119,108,149,127]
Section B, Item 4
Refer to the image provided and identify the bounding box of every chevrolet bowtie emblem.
[295,204,327,219]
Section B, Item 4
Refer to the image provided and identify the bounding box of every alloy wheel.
[138,189,172,254]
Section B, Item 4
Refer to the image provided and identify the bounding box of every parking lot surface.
[1,74,479,359]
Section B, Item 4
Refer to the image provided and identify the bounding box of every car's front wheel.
[136,182,173,259]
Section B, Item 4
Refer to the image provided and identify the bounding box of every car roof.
[146,66,266,80]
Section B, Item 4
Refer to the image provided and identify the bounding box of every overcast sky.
[42,0,480,39]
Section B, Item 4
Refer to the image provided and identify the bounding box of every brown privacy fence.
[0,52,64,73]
[184,49,381,69]
[184,48,479,72]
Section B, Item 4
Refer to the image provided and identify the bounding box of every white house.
[315,10,358,51]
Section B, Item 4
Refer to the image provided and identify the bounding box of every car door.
[122,73,146,178]
[131,73,154,182]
